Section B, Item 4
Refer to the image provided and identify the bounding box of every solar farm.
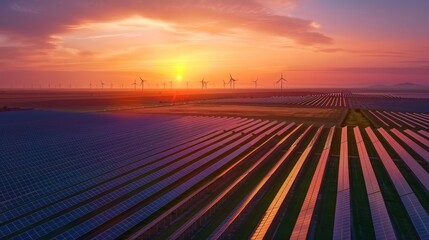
[1,89,429,240]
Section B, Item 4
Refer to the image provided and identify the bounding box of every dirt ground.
[0,89,346,125]
[110,103,345,126]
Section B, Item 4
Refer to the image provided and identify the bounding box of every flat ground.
[0,89,347,125]
[120,104,343,125]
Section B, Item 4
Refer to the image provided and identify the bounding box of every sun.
[173,58,186,81]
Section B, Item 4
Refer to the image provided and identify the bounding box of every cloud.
[313,47,406,57]
[0,0,331,46]
[327,66,429,75]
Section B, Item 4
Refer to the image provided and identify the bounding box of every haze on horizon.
[0,0,428,89]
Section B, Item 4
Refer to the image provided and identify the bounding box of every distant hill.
[368,82,429,89]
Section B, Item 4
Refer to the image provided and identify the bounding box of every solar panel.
[251,126,321,240]
[378,128,429,192]
[1,117,223,205]
[291,127,334,240]
[0,113,248,238]
[60,133,256,239]
[404,129,429,148]
[366,127,429,239]
[368,110,390,127]
[204,125,303,240]
[396,112,429,128]
[391,129,429,162]
[1,119,228,216]
[354,127,396,240]
[333,127,351,240]
[418,130,429,138]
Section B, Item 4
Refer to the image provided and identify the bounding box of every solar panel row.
[354,127,397,240]
[391,128,429,163]
[49,120,280,240]
[368,111,429,129]
[251,126,322,240]
[378,128,429,192]
[0,117,246,218]
[208,93,347,108]
[333,127,351,240]
[5,132,246,238]
[291,127,334,240]
[1,115,240,210]
[88,128,280,239]
[404,129,429,148]
[205,124,302,240]
[366,127,429,239]
[129,123,297,239]
[0,130,238,235]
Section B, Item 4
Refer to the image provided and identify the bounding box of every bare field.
[0,89,323,111]
[117,103,345,125]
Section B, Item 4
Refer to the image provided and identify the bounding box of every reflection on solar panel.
[2,110,428,240]
[391,129,429,163]
[366,127,429,239]
[173,124,303,240]
[367,110,429,129]
[251,126,322,240]
[395,112,428,129]
[333,127,351,240]
[404,129,429,148]
[207,93,347,108]
[291,127,334,240]
[354,127,397,240]
[378,128,429,192]
[418,130,429,138]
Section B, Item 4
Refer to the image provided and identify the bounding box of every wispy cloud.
[313,47,406,57]
[0,0,331,46]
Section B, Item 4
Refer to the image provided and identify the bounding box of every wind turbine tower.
[253,77,258,89]
[200,78,205,89]
[277,72,287,92]
[132,79,137,90]
[139,77,147,91]
[229,74,238,89]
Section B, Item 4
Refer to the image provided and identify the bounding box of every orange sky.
[0,0,428,88]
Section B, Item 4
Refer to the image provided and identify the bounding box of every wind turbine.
[200,77,205,89]
[132,79,137,90]
[223,80,227,89]
[277,72,287,92]
[169,80,173,89]
[101,81,105,89]
[163,81,166,89]
[89,81,92,89]
[253,77,258,89]
[229,73,238,89]
[139,77,147,91]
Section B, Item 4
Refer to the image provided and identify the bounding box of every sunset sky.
[0,0,428,88]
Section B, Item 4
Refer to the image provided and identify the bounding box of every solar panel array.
[290,127,335,240]
[207,92,348,108]
[368,111,429,129]
[354,127,397,240]
[1,110,429,240]
[366,128,429,239]
[251,126,322,240]
[333,127,351,240]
